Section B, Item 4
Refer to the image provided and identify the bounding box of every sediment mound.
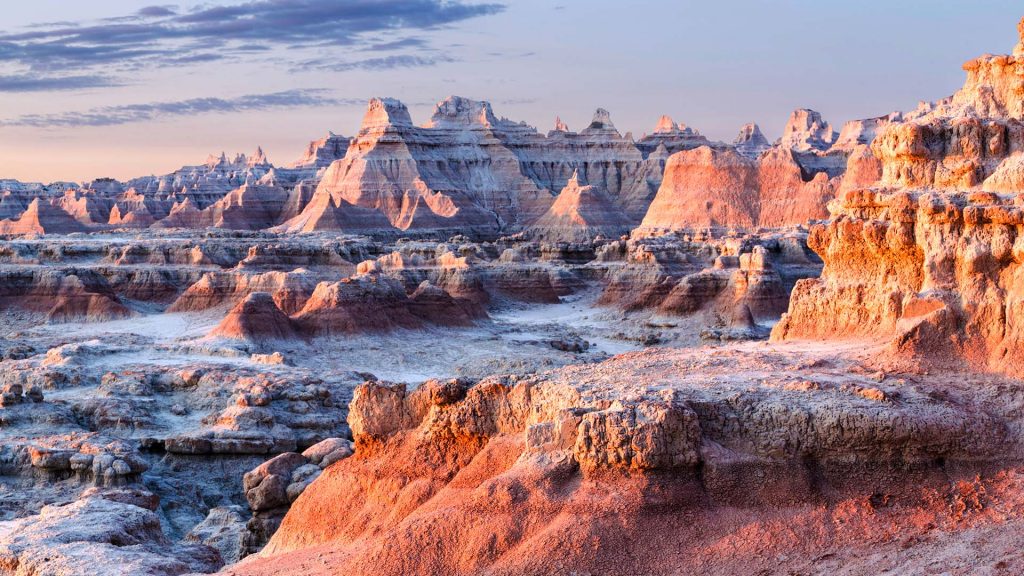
[525,170,632,242]
[211,292,298,344]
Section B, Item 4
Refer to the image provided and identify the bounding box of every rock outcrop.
[0,491,222,576]
[279,97,673,235]
[779,108,838,152]
[773,188,1024,378]
[230,343,1022,576]
[775,18,1024,379]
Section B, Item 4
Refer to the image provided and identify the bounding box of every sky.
[0,0,1021,183]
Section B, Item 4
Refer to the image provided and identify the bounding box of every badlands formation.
[3,18,1024,576]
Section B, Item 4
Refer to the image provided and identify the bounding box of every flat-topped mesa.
[292,132,351,170]
[833,113,903,150]
[637,115,713,158]
[779,108,837,152]
[424,95,499,129]
[734,122,770,158]
[359,97,414,132]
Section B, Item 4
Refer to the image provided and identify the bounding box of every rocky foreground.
[4,15,1024,576]
[230,343,1024,575]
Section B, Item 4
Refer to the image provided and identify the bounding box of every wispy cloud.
[0,74,120,92]
[0,89,358,128]
[0,1,505,78]
[309,54,455,73]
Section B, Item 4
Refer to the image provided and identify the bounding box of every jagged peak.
[205,152,228,169]
[734,122,767,145]
[567,168,581,188]
[1017,16,1024,57]
[248,146,269,167]
[655,115,677,133]
[554,116,569,132]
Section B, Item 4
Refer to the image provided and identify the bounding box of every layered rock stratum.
[5,15,1024,576]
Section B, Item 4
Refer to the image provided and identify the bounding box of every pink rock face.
[0,199,88,235]
[780,108,837,152]
[640,146,760,230]
[638,145,835,231]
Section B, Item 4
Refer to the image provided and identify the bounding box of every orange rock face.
[869,19,1024,191]
[776,19,1024,377]
[773,189,1024,377]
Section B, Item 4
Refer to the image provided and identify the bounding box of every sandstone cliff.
[774,18,1024,379]
[773,188,1024,378]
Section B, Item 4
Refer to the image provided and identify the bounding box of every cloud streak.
[0,89,359,128]
[0,1,505,76]
[310,54,455,72]
[0,74,120,92]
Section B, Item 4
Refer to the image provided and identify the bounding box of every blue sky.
[0,0,1021,182]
